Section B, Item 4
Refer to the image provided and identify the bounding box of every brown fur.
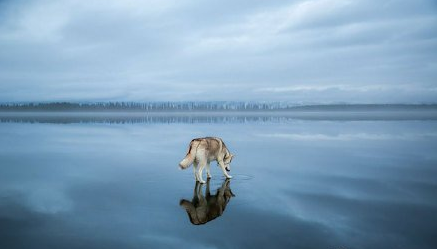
[179,137,234,182]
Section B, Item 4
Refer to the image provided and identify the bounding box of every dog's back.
[179,137,225,169]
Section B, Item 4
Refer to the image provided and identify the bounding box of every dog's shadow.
[179,179,235,225]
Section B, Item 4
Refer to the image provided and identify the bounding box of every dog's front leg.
[206,162,212,179]
[218,160,232,179]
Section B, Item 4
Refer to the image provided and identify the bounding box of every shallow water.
[1,115,437,248]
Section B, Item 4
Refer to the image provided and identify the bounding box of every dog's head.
[223,153,234,172]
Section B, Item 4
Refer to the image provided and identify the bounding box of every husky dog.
[180,179,235,225]
[179,137,234,183]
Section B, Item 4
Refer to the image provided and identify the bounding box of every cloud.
[0,0,436,102]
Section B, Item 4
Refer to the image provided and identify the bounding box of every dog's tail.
[179,154,194,169]
[179,140,198,169]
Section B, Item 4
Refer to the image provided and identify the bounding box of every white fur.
[179,137,234,183]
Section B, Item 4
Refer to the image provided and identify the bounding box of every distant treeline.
[0,102,436,112]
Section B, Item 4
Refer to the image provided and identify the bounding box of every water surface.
[1,114,437,248]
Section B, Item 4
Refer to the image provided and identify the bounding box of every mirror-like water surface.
[1,115,437,248]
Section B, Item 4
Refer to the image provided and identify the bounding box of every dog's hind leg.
[197,160,207,184]
[193,161,199,181]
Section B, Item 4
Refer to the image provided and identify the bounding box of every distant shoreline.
[2,103,437,123]
[2,110,437,116]
[1,103,437,113]
[1,110,437,123]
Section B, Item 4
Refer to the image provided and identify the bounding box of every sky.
[0,0,436,103]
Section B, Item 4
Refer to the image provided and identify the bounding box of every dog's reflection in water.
[180,179,235,225]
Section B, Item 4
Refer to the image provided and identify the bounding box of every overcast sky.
[0,0,436,103]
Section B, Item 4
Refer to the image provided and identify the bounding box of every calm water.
[1,114,437,249]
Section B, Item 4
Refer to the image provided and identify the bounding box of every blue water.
[1,115,437,248]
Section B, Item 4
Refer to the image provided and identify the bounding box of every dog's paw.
[226,175,233,179]
[199,180,206,184]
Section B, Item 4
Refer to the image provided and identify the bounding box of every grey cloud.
[0,0,436,102]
